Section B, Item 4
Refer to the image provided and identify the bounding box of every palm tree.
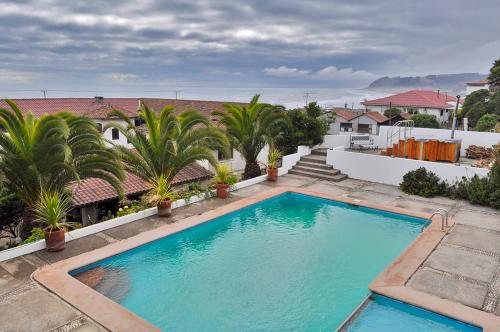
[0,100,124,232]
[213,95,284,179]
[106,103,229,185]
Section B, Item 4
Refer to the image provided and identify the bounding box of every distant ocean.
[145,87,391,109]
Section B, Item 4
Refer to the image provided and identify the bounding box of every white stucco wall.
[466,85,489,96]
[365,105,452,123]
[95,119,132,148]
[327,146,489,186]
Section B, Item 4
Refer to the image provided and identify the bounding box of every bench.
[350,135,376,150]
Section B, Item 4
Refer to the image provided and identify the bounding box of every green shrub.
[383,108,402,118]
[21,227,44,245]
[475,114,499,132]
[411,114,440,128]
[399,168,447,197]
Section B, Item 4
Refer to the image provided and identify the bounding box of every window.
[111,128,119,140]
[134,118,145,127]
[218,147,233,160]
[440,109,444,116]
[357,124,371,133]
[340,122,353,132]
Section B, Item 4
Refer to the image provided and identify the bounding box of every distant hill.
[367,73,486,93]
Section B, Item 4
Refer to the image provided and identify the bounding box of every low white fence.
[327,146,489,186]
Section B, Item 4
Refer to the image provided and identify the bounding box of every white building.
[465,79,490,96]
[328,108,388,135]
[362,90,461,124]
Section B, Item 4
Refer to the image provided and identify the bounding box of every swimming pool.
[71,192,427,331]
[343,294,481,331]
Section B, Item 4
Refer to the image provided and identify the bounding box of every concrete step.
[292,165,340,176]
[300,155,327,164]
[296,161,333,170]
[288,169,347,182]
[311,148,328,156]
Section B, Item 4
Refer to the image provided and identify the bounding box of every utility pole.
[451,95,460,139]
[41,90,47,99]
[304,92,311,105]
[174,90,181,100]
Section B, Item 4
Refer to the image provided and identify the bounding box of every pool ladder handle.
[429,209,449,232]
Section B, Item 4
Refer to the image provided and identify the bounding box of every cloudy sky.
[1,0,499,98]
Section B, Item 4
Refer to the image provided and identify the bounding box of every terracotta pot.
[216,183,230,199]
[157,199,172,217]
[44,228,66,252]
[267,166,278,181]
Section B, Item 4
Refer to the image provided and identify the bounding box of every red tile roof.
[466,79,489,86]
[0,97,247,120]
[362,90,459,109]
[360,111,388,123]
[69,163,212,207]
[333,108,361,120]
[0,98,139,119]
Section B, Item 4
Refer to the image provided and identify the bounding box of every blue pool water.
[72,192,427,331]
[345,294,481,331]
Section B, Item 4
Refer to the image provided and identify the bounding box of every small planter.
[216,183,230,199]
[157,199,172,217]
[44,228,66,252]
[267,166,278,181]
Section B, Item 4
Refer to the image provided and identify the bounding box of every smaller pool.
[343,294,481,332]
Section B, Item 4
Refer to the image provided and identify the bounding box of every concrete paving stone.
[231,183,271,198]
[263,174,316,187]
[34,234,110,264]
[0,265,14,288]
[103,215,166,240]
[389,197,453,214]
[424,245,498,283]
[409,269,489,309]
[0,256,38,279]
[457,200,500,215]
[362,183,404,196]
[451,209,500,232]
[444,225,500,255]
[347,191,399,205]
[0,288,79,331]
[334,178,370,190]
[303,181,351,196]
[50,317,106,332]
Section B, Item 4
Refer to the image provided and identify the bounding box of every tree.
[304,102,324,118]
[475,114,499,132]
[488,58,500,92]
[0,100,124,234]
[411,114,440,128]
[383,107,402,118]
[108,103,228,184]
[460,89,490,127]
[276,108,329,155]
[213,95,284,179]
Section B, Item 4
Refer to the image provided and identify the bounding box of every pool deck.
[1,174,499,331]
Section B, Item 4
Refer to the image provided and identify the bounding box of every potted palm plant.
[148,175,174,217]
[267,148,282,181]
[34,191,78,252]
[214,164,238,199]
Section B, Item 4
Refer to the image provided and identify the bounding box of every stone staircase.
[289,148,347,182]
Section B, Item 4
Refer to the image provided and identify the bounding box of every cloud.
[314,66,375,80]
[263,66,311,77]
[0,0,498,93]
[101,72,138,82]
[0,69,41,83]
[264,65,375,81]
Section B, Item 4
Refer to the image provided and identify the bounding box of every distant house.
[465,79,490,96]
[329,108,388,135]
[380,112,412,126]
[361,90,461,124]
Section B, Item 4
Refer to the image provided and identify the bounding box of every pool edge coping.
[32,186,500,332]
